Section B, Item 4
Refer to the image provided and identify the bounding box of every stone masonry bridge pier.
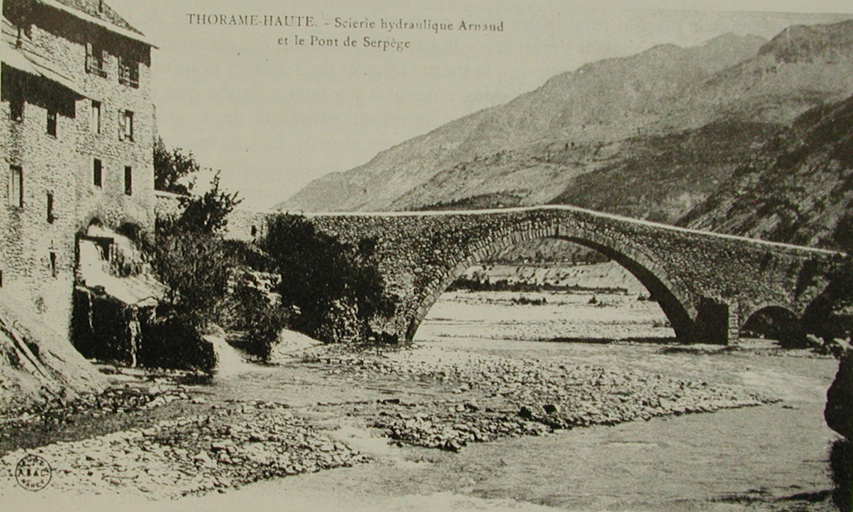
[224,205,841,345]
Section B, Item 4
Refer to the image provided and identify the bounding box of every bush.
[802,256,853,350]
[174,172,241,235]
[219,271,290,361]
[261,214,396,343]
[138,305,216,373]
[150,231,231,328]
[154,137,197,196]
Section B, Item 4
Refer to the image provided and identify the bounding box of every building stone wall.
[1,0,154,339]
[1,66,78,336]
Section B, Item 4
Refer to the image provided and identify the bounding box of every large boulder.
[826,350,853,439]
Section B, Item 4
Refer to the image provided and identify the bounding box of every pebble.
[0,401,365,499]
[308,344,770,452]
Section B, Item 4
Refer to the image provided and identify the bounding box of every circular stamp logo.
[15,454,52,492]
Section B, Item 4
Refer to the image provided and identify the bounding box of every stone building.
[1,0,155,339]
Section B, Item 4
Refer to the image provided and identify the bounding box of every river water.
[407,290,842,510]
[166,288,842,512]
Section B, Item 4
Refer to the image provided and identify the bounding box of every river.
[29,285,840,512]
[164,287,843,512]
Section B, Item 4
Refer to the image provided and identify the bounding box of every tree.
[151,150,241,327]
[153,137,199,195]
[150,231,230,328]
[175,172,242,235]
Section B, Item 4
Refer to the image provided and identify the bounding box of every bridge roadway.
[223,204,842,345]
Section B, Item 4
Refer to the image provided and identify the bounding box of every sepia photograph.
[1,0,853,510]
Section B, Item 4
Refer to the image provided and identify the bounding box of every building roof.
[51,0,143,35]
[31,0,156,46]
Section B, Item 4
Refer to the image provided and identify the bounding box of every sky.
[105,0,853,210]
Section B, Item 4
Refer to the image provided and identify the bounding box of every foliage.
[153,137,198,196]
[151,150,243,328]
[150,230,231,328]
[150,140,288,362]
[175,172,242,235]
[154,138,242,236]
[261,214,396,343]
[220,272,290,361]
[138,305,216,373]
[802,255,853,357]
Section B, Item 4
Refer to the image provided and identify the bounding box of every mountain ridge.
[278,18,853,253]
[277,32,767,212]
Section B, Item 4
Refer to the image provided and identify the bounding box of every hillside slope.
[679,94,853,250]
[393,20,853,221]
[280,19,853,243]
[278,34,766,212]
[395,120,780,223]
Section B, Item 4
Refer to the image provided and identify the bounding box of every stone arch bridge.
[228,205,841,345]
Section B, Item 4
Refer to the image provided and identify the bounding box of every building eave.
[33,0,158,48]
[1,42,86,97]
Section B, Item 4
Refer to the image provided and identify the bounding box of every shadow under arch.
[405,231,694,343]
[740,304,805,347]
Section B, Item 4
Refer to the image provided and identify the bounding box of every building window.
[91,100,101,134]
[47,108,57,137]
[49,252,57,278]
[118,56,139,88]
[46,192,54,224]
[93,159,102,187]
[119,110,133,141]
[124,166,132,195]
[10,97,23,122]
[86,42,107,77]
[9,166,23,208]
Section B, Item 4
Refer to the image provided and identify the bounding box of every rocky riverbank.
[0,341,792,503]
[0,398,365,499]
[303,343,773,451]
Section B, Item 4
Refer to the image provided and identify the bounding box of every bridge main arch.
[403,222,693,343]
[306,206,837,346]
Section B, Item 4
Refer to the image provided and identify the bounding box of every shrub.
[150,169,244,328]
[138,305,216,373]
[150,231,231,328]
[175,172,241,235]
[261,214,396,343]
[802,255,853,349]
[219,271,290,361]
[154,137,197,196]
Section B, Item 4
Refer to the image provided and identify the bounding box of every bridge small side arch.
[740,304,806,347]
[404,226,694,343]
